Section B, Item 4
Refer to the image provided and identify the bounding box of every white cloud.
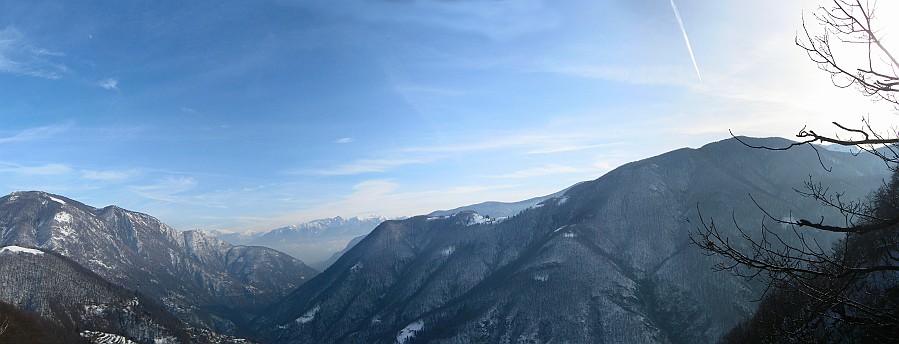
[298,0,558,40]
[0,124,71,144]
[487,164,587,179]
[98,78,119,90]
[0,26,67,79]
[81,169,140,181]
[299,158,433,176]
[527,143,617,155]
[0,162,71,176]
[545,63,697,87]
[129,176,208,205]
[335,137,355,144]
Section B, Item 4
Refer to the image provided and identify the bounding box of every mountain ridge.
[253,136,890,343]
[0,191,317,334]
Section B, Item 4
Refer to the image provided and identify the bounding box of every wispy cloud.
[334,137,355,144]
[400,134,569,154]
[0,162,71,176]
[0,124,72,144]
[547,64,697,86]
[300,0,558,40]
[669,0,701,82]
[129,176,206,205]
[486,164,587,179]
[98,78,119,90]
[81,169,140,182]
[527,143,618,155]
[0,26,67,79]
[299,158,433,176]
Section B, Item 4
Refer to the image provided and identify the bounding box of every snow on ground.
[54,211,73,223]
[48,196,67,205]
[295,306,320,324]
[441,246,456,256]
[90,259,114,270]
[462,213,489,226]
[396,320,424,344]
[0,246,44,255]
[557,196,569,205]
[81,331,138,344]
[52,211,76,241]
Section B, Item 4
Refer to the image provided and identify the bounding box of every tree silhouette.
[692,0,899,341]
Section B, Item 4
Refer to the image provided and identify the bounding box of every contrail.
[669,0,701,82]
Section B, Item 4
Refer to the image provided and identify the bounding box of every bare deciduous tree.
[692,0,899,341]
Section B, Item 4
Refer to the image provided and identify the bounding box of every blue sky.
[1,0,896,232]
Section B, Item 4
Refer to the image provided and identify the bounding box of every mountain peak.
[0,191,318,332]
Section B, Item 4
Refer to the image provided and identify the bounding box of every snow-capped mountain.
[253,137,889,343]
[214,215,390,264]
[0,192,318,333]
[427,187,572,219]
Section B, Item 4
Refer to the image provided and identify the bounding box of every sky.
[1,0,897,233]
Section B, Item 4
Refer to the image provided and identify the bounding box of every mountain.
[216,216,390,264]
[427,188,572,219]
[305,190,575,271]
[311,234,367,271]
[231,191,575,269]
[253,137,889,343]
[0,192,318,334]
[0,245,190,343]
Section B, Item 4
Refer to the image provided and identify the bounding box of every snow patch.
[80,330,138,344]
[553,226,567,233]
[557,196,569,205]
[84,304,108,317]
[48,196,66,205]
[396,320,424,344]
[463,213,488,226]
[0,246,43,255]
[295,306,320,324]
[534,274,549,282]
[441,246,456,256]
[54,211,73,223]
[531,203,544,209]
[351,262,363,272]
[461,213,501,226]
[563,232,576,238]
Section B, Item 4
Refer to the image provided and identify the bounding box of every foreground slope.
[0,192,318,332]
[256,137,888,343]
[0,246,189,343]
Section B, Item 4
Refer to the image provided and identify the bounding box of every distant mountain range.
[252,137,889,343]
[210,216,390,266]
